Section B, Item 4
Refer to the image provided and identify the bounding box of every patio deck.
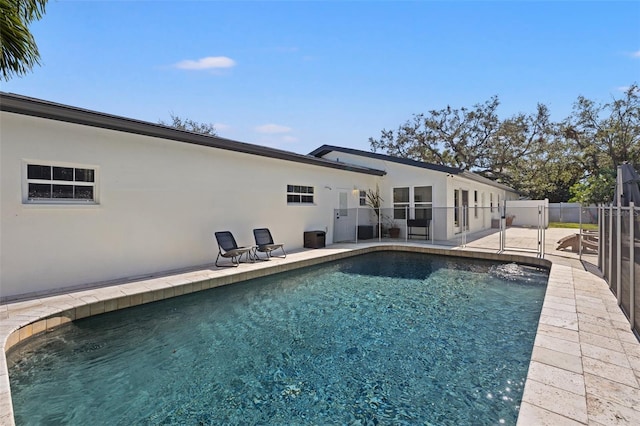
[1,227,638,425]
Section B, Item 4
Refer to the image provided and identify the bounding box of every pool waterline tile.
[1,233,639,426]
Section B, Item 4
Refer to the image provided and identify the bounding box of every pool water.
[8,252,548,425]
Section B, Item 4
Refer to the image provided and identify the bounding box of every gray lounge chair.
[214,231,253,267]
[253,228,286,260]
[556,233,599,253]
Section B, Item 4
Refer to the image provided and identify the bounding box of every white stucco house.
[0,92,518,300]
[309,145,519,241]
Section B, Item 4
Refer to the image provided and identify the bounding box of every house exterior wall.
[506,199,550,227]
[1,104,520,300]
[0,112,377,299]
[318,151,518,239]
[445,175,520,236]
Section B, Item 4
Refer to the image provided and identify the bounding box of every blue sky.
[3,0,639,154]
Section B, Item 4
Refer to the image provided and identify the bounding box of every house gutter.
[0,92,385,177]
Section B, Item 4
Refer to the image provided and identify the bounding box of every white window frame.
[413,186,433,220]
[393,186,433,220]
[359,190,367,206]
[393,187,410,219]
[22,160,99,205]
[286,184,314,205]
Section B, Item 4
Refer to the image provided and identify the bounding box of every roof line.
[309,144,516,192]
[0,92,385,177]
[309,144,463,174]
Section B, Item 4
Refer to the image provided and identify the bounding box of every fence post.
[598,206,603,269]
[608,205,613,287]
[500,204,505,253]
[579,207,583,258]
[537,205,542,258]
[630,202,635,329]
[617,205,622,304]
[463,205,467,247]
[542,205,546,258]
[355,206,359,244]
[430,209,434,245]
[538,204,546,259]
[405,206,408,242]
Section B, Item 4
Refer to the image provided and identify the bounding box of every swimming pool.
[8,251,548,425]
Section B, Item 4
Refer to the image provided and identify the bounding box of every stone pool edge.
[0,243,599,425]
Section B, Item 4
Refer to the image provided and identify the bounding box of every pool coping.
[1,241,639,425]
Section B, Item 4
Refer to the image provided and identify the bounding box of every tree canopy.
[564,84,640,204]
[369,84,640,203]
[159,113,218,136]
[0,0,48,80]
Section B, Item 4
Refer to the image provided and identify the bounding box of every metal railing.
[333,205,546,257]
[549,202,599,224]
[599,203,639,337]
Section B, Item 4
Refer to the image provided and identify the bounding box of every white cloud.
[617,85,640,94]
[213,123,231,131]
[174,56,236,70]
[258,135,300,150]
[632,50,640,58]
[617,86,630,92]
[255,124,292,134]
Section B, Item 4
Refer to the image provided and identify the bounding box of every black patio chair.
[214,231,253,267]
[253,228,286,260]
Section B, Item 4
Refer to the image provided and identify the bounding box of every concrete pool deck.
[1,227,639,425]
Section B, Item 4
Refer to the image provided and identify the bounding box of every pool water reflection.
[8,252,548,425]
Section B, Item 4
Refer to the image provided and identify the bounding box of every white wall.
[320,151,517,240]
[446,176,521,236]
[0,111,521,299]
[0,113,377,299]
[506,199,550,227]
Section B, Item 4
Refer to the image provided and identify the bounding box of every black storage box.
[357,225,374,240]
[304,230,326,248]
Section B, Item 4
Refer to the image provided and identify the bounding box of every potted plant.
[365,184,383,218]
[365,185,401,238]
[385,216,401,238]
[506,214,515,227]
[365,184,384,234]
